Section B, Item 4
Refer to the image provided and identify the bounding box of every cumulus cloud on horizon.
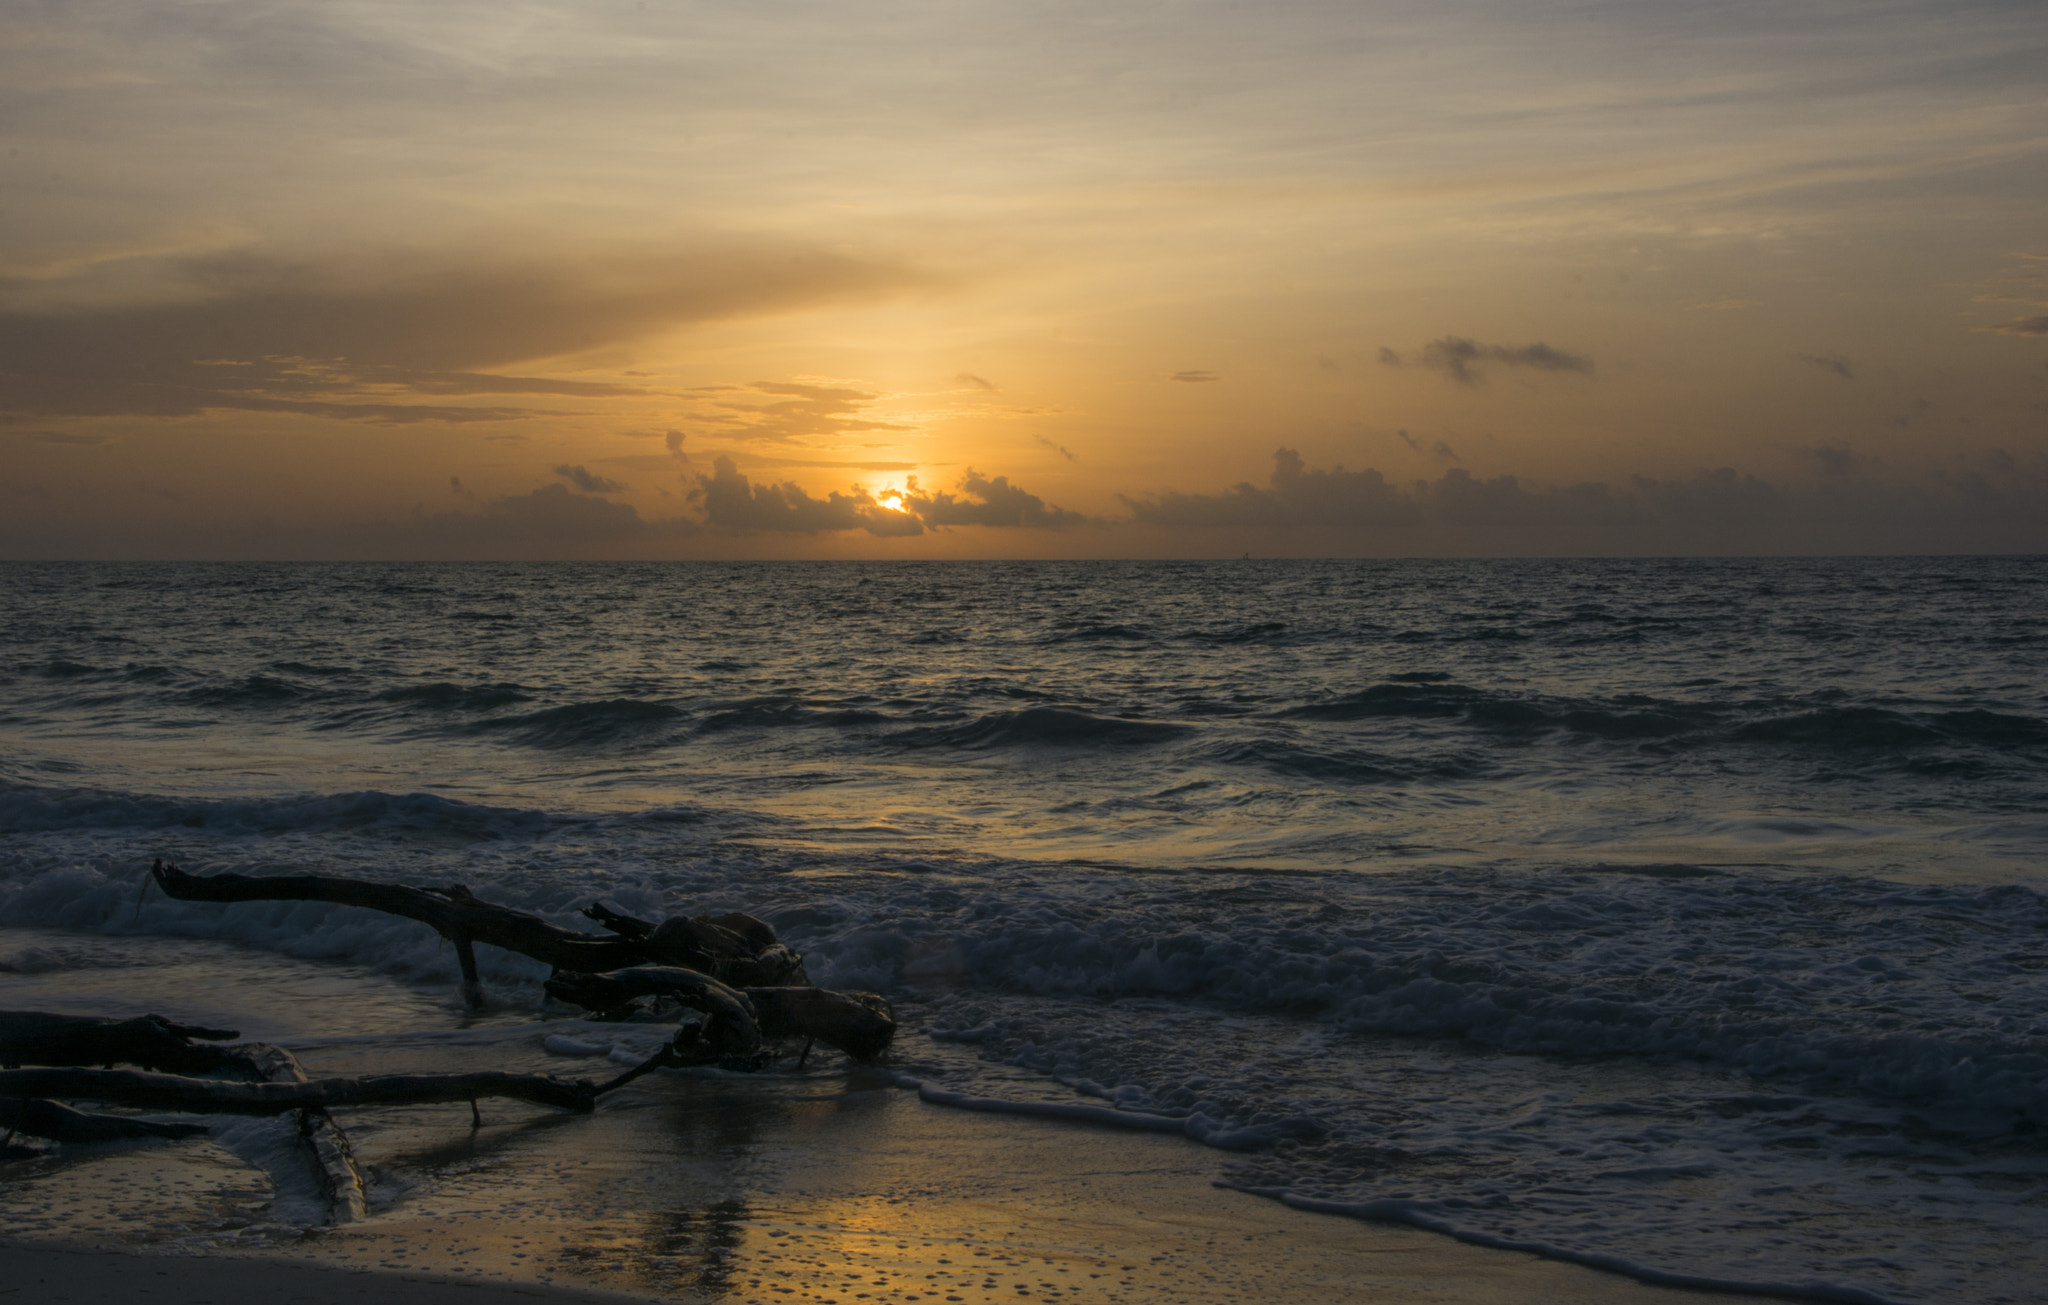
[688,459,1088,535]
[1120,447,2048,555]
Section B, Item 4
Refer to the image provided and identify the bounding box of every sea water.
[1,558,2044,1304]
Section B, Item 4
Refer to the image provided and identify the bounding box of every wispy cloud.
[1988,316,2048,336]
[0,246,919,424]
[1169,370,1220,383]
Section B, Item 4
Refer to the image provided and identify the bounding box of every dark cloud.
[1990,316,2048,336]
[1121,447,2048,555]
[1122,447,1421,529]
[689,459,1083,534]
[904,470,1089,528]
[1417,336,1594,386]
[693,456,923,536]
[664,430,688,460]
[1795,445,1868,477]
[1169,370,1221,383]
[0,245,918,423]
[1794,352,1855,379]
[1378,347,1403,367]
[555,464,625,494]
[1036,436,1077,462]
[955,373,998,391]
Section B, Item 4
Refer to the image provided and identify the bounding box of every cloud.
[555,464,625,494]
[1122,447,1421,529]
[1121,448,2048,555]
[955,373,998,391]
[0,244,919,423]
[687,380,914,444]
[1794,352,1854,379]
[1989,316,2048,336]
[1416,336,1594,386]
[689,459,1083,534]
[1378,347,1403,367]
[1036,436,1077,462]
[903,470,1089,528]
[1169,370,1220,383]
[664,430,688,460]
[1794,445,1868,477]
[694,456,923,536]
[1419,337,1593,385]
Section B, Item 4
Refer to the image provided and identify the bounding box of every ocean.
[2,557,2045,1304]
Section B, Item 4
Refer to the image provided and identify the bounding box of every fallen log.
[0,1096,211,1144]
[545,966,763,1060]
[148,861,807,1006]
[236,1043,370,1221]
[0,1066,599,1116]
[583,901,808,987]
[545,967,895,1062]
[749,986,896,1061]
[1,1011,247,1076]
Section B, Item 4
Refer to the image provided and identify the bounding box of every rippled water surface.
[3,558,2046,1304]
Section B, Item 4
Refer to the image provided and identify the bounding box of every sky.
[2,0,2045,559]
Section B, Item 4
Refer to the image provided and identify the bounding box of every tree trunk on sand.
[0,1096,210,1144]
[148,861,807,1007]
[236,1043,370,1221]
[0,1011,246,1076]
[545,967,896,1062]
[0,1066,599,1116]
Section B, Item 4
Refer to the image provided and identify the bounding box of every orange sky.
[3,0,2045,558]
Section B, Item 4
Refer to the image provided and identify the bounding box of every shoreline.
[1,1076,1768,1305]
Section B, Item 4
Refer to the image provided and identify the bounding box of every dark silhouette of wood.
[749,986,895,1060]
[0,1096,210,1144]
[0,1066,598,1116]
[149,861,807,1006]
[544,967,895,1062]
[0,1011,247,1076]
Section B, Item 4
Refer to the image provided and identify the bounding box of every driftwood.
[545,968,895,1062]
[237,1042,370,1220]
[0,865,903,1221]
[0,1011,247,1075]
[0,1067,598,1116]
[149,861,807,1007]
[0,1096,210,1144]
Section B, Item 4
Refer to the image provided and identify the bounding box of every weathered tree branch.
[0,1096,210,1144]
[546,967,764,1060]
[0,1066,599,1116]
[0,1011,249,1076]
[148,861,808,1006]
[236,1043,370,1221]
[545,967,896,1062]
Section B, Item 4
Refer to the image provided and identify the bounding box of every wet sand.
[1,1067,1757,1305]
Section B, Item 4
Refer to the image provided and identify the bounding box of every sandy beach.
[1,1067,1757,1305]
